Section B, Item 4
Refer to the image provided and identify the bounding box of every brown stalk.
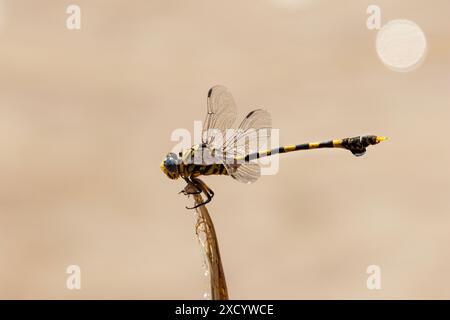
[193,193,229,300]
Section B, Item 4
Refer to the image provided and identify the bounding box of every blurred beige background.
[0,0,449,299]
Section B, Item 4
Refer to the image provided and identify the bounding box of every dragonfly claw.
[186,202,206,210]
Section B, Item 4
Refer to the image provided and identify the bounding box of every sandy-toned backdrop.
[0,0,449,299]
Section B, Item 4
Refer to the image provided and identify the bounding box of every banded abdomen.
[241,135,386,161]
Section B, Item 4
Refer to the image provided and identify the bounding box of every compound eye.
[164,158,177,173]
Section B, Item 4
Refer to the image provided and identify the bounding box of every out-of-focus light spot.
[376,19,427,72]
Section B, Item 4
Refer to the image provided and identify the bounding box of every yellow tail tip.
[376,136,387,143]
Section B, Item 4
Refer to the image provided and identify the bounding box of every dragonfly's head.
[160,152,181,180]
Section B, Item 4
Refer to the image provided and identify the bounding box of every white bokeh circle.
[376,19,427,72]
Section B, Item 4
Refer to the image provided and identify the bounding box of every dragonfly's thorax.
[160,145,228,180]
[179,144,221,164]
[177,145,228,178]
[161,147,229,180]
[178,163,228,178]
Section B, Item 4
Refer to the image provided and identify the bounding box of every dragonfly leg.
[179,178,202,196]
[185,177,214,210]
[194,177,215,199]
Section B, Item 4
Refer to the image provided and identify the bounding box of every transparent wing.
[222,109,272,184]
[202,86,237,150]
[224,162,261,184]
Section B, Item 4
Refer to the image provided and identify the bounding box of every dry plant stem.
[193,193,229,300]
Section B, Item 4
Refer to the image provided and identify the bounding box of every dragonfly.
[160,86,386,209]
